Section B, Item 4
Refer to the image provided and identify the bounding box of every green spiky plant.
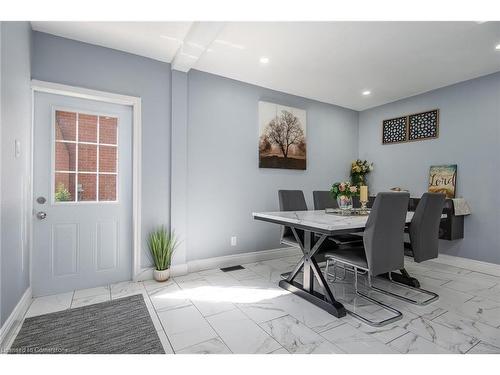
[147,227,178,271]
[55,183,72,202]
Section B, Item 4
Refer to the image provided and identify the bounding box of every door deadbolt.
[36,196,47,204]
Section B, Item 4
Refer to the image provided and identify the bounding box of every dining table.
[252,209,421,318]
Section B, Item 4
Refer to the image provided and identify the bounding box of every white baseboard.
[0,287,32,352]
[187,247,299,273]
[135,246,300,281]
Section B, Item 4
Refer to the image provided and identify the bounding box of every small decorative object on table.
[390,187,409,192]
[350,159,374,188]
[359,185,368,214]
[148,226,178,282]
[330,181,358,215]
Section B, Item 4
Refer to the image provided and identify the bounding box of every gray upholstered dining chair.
[312,190,337,211]
[278,190,335,267]
[366,192,445,306]
[313,191,363,246]
[407,192,446,263]
[323,192,410,326]
[278,190,308,247]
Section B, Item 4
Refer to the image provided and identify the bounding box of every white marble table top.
[253,210,415,233]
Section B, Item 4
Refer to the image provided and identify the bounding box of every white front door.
[32,92,133,297]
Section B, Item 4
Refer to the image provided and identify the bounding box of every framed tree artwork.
[258,101,307,170]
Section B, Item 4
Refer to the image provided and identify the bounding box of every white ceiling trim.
[171,22,226,72]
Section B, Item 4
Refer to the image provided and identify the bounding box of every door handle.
[36,211,47,220]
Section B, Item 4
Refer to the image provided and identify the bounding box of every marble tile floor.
[4,252,500,354]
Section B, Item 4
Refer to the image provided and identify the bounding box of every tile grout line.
[185,294,234,354]
[177,336,232,354]
[404,314,479,354]
[463,339,482,354]
[180,270,286,354]
[317,321,395,353]
[428,308,449,321]
[229,304,284,354]
[142,281,176,354]
[384,329,412,346]
[69,289,76,309]
[430,257,500,278]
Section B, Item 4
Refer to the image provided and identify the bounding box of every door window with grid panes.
[54,110,118,203]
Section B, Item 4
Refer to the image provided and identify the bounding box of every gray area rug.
[9,294,164,354]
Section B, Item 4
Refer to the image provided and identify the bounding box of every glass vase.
[351,173,365,187]
[337,195,353,215]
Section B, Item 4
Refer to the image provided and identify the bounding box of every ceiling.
[31,21,500,111]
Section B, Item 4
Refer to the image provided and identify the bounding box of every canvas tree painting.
[258,101,307,170]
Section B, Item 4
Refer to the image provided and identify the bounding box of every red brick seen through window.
[54,110,118,202]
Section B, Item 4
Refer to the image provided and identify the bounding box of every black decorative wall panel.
[382,109,439,145]
[408,109,439,141]
[382,116,407,144]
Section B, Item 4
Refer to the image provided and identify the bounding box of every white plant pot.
[153,269,170,282]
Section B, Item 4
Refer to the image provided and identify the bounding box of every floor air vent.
[220,265,245,272]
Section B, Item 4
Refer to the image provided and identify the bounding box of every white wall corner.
[170,70,189,269]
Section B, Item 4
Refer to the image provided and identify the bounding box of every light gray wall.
[31,31,172,268]
[1,22,32,326]
[28,31,500,275]
[358,72,500,264]
[186,70,359,261]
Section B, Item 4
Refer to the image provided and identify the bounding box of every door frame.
[30,80,143,284]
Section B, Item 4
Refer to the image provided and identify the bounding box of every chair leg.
[325,258,352,283]
[354,267,358,290]
[324,258,338,283]
[325,262,367,282]
[371,272,439,306]
[324,259,330,281]
[339,263,347,281]
[345,267,403,327]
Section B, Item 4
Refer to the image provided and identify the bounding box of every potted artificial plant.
[148,226,178,282]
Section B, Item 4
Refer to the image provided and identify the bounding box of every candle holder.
[360,200,368,215]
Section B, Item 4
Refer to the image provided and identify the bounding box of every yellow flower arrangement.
[350,159,373,187]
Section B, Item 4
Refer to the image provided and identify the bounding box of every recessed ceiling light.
[362,90,371,96]
[259,57,270,64]
[495,44,500,50]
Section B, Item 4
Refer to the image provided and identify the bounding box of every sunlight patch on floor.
[156,285,290,304]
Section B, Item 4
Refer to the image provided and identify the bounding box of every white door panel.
[33,92,132,296]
